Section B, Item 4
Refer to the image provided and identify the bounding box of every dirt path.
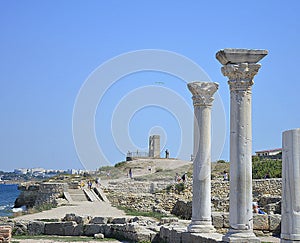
[12,239,127,243]
[15,200,126,221]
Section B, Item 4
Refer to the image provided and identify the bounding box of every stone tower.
[148,135,160,158]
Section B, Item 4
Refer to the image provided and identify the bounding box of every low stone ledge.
[182,232,223,243]
[111,217,129,224]
[83,224,101,236]
[160,226,223,243]
[44,221,83,236]
[12,213,282,242]
[28,221,45,235]
[90,216,112,224]
[63,213,90,224]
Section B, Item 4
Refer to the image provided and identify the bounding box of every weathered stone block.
[159,225,171,242]
[65,224,83,236]
[63,213,77,222]
[94,233,104,239]
[253,214,269,230]
[13,221,28,235]
[160,217,179,225]
[28,221,45,235]
[223,212,230,228]
[125,222,140,232]
[182,231,223,243]
[269,214,281,235]
[170,228,185,243]
[63,213,90,224]
[132,230,152,242]
[44,222,74,235]
[212,212,224,228]
[83,224,101,236]
[111,217,128,224]
[90,217,108,224]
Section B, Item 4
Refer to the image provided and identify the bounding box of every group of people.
[175,172,188,183]
[80,178,101,190]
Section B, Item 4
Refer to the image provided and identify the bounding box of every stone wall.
[34,183,68,207]
[106,178,282,215]
[108,180,171,194]
[14,184,40,208]
[14,182,68,209]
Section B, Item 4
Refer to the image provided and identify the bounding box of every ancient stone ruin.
[127,135,161,160]
[4,48,300,243]
[149,135,161,158]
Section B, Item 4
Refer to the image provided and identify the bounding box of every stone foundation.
[3,211,280,241]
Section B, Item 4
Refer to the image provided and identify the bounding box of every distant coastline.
[0,180,22,185]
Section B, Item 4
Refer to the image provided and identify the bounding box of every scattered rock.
[94,233,104,239]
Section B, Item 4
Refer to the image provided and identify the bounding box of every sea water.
[0,184,20,217]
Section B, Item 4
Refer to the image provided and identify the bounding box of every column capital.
[187,82,219,107]
[221,63,261,90]
[216,48,268,91]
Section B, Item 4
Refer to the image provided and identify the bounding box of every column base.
[223,229,260,243]
[281,233,300,242]
[188,221,215,233]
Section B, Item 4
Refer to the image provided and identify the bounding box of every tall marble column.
[187,81,218,233]
[216,49,268,242]
[281,128,300,243]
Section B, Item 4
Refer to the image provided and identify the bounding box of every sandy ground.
[15,200,126,221]
[12,239,128,243]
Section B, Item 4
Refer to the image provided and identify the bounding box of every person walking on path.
[129,168,133,179]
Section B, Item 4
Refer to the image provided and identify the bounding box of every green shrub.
[114,161,127,168]
[252,159,282,179]
[175,183,185,192]
[116,206,167,219]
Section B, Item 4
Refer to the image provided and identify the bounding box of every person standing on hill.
[165,149,169,158]
[181,172,187,183]
[129,168,133,179]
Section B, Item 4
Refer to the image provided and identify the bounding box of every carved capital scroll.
[187,82,219,107]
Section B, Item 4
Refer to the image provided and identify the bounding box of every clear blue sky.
[1,1,299,171]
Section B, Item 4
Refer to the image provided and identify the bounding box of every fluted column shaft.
[281,128,300,242]
[216,48,267,242]
[187,82,218,233]
[225,63,261,230]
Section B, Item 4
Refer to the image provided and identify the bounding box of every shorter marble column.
[281,128,300,242]
[187,81,218,233]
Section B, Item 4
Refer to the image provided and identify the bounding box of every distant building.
[126,135,161,161]
[255,148,282,159]
[148,135,160,158]
[14,168,29,175]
